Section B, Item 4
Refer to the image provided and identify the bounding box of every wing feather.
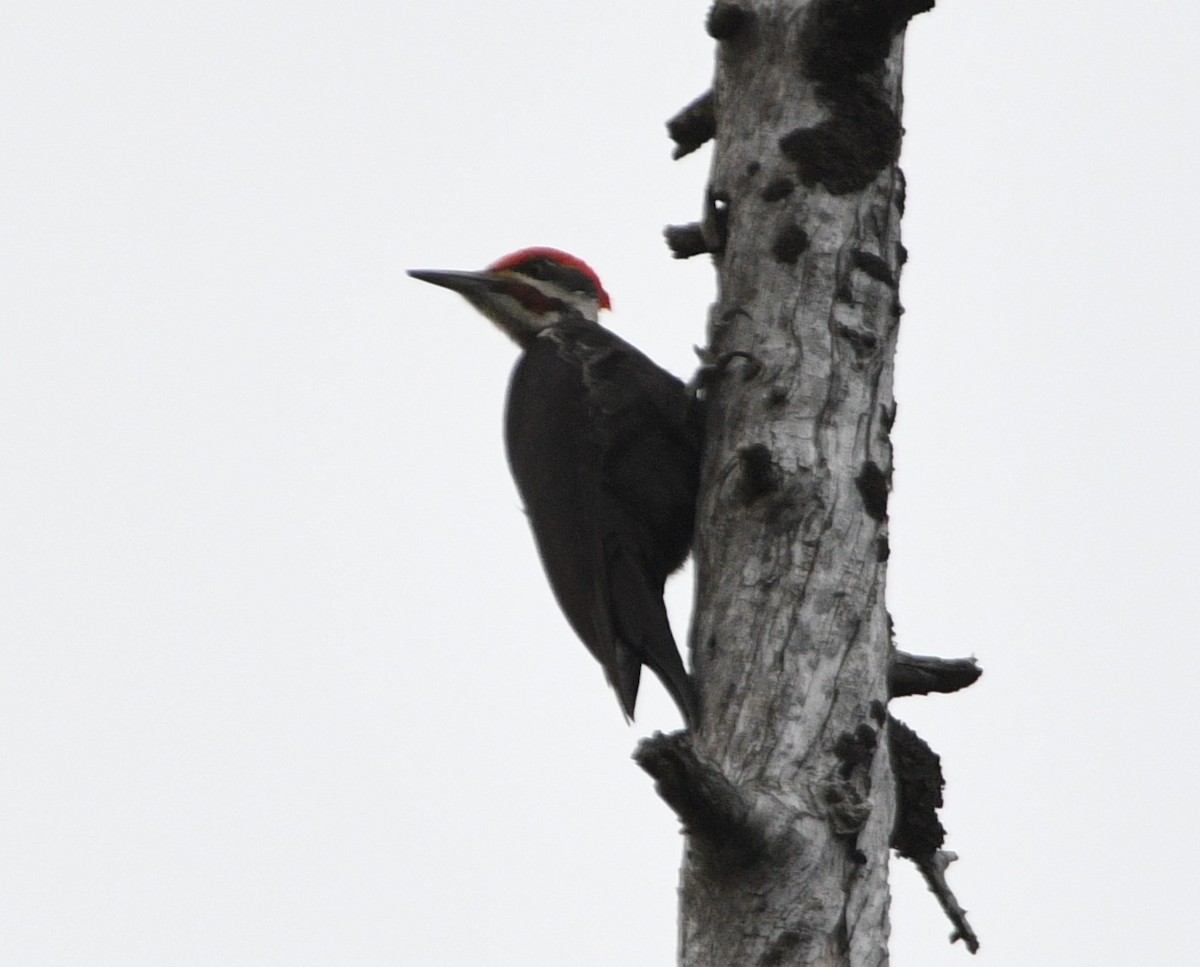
[506,337,638,715]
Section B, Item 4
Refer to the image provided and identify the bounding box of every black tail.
[607,551,697,728]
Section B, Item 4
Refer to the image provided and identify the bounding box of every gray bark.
[656,2,921,964]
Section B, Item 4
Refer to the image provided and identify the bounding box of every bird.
[408,247,701,726]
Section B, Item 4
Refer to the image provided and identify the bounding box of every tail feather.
[607,550,696,728]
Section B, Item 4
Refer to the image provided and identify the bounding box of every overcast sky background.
[3,2,1198,965]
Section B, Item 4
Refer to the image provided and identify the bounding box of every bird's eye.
[521,260,547,279]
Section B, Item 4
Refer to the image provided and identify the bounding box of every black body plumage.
[506,321,700,724]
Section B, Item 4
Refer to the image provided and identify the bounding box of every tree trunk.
[660,3,923,964]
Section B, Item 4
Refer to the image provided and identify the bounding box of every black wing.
[504,325,699,723]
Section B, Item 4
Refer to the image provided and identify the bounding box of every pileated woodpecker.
[409,248,700,726]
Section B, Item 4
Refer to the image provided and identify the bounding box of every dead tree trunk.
[638,2,941,964]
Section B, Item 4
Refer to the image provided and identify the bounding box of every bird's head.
[409,247,611,345]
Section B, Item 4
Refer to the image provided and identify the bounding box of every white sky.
[3,2,1198,965]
